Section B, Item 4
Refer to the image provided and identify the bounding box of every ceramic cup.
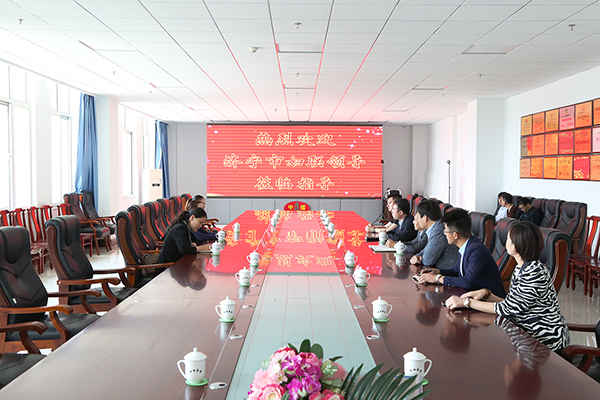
[211,255,220,266]
[372,296,393,320]
[353,267,370,285]
[328,222,335,233]
[235,268,251,286]
[403,347,432,383]
[378,231,388,243]
[177,348,207,384]
[344,251,358,266]
[394,241,406,254]
[365,224,372,233]
[209,243,221,255]
[217,230,226,242]
[215,296,235,321]
[247,251,260,266]
[233,222,240,232]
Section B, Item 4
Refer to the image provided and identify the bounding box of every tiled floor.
[40,240,600,350]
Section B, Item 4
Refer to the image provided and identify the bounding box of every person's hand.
[421,268,440,275]
[461,289,487,301]
[366,224,374,233]
[444,295,469,310]
[191,242,198,249]
[418,273,438,284]
[410,255,423,265]
[385,238,396,248]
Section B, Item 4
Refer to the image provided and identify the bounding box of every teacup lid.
[220,296,235,305]
[239,267,250,273]
[372,296,387,306]
[403,347,426,361]
[184,347,207,361]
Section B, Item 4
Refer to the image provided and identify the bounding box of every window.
[122,107,135,196]
[142,114,155,170]
[0,103,9,208]
[50,115,73,203]
[12,105,31,206]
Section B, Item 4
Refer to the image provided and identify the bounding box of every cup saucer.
[373,317,389,323]
[355,282,368,287]
[186,378,209,386]
[238,283,250,287]
[212,253,220,256]
[219,318,235,323]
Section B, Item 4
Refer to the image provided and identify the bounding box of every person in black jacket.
[157,207,210,263]
[387,197,418,244]
[517,197,542,226]
[187,198,218,243]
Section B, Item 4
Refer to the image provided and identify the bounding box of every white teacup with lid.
[215,296,235,321]
[233,222,240,232]
[217,230,226,242]
[353,267,370,286]
[372,296,393,320]
[378,231,388,244]
[209,242,221,255]
[394,241,406,254]
[328,222,335,233]
[235,267,251,286]
[403,347,432,383]
[247,251,260,266]
[177,347,207,385]
[344,251,358,266]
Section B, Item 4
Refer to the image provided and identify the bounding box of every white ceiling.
[1,0,600,124]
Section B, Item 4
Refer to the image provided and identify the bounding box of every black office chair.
[80,191,116,234]
[564,319,600,383]
[0,226,101,352]
[538,227,571,294]
[0,321,47,388]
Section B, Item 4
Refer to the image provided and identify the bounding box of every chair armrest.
[93,267,137,275]
[127,262,174,270]
[567,323,596,332]
[57,278,120,286]
[141,249,161,254]
[562,345,600,372]
[0,304,72,315]
[379,219,389,224]
[48,289,102,298]
[0,321,47,354]
[207,218,219,223]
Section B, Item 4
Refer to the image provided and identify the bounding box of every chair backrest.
[412,196,424,216]
[116,211,144,266]
[45,216,94,293]
[80,191,100,219]
[169,196,182,216]
[180,193,191,210]
[582,216,600,258]
[0,227,48,325]
[531,197,546,217]
[143,201,167,241]
[492,218,518,281]
[11,209,33,242]
[63,193,86,221]
[538,227,572,293]
[156,199,172,228]
[0,210,10,227]
[469,211,495,251]
[440,203,453,215]
[555,201,587,253]
[405,194,415,214]
[540,199,564,229]
[127,205,157,250]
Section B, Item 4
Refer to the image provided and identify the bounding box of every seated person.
[367,195,401,233]
[495,192,517,222]
[386,198,418,244]
[157,207,210,264]
[404,228,428,254]
[445,222,570,352]
[418,208,505,297]
[409,200,459,270]
[187,198,217,242]
[517,197,542,226]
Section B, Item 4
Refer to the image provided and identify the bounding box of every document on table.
[368,245,396,253]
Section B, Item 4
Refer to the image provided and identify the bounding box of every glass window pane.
[0,63,9,99]
[61,117,72,195]
[9,67,27,102]
[0,103,9,208]
[12,106,31,205]
[51,115,61,203]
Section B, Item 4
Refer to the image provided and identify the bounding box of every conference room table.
[3,210,599,399]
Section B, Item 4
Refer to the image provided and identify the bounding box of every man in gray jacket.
[410,200,459,271]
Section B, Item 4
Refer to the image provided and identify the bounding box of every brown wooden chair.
[11,208,49,274]
[0,321,47,388]
[567,216,600,295]
[115,211,174,287]
[0,226,101,352]
[46,216,137,313]
[563,319,600,383]
[64,193,112,253]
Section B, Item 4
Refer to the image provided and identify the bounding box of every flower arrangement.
[247,339,429,400]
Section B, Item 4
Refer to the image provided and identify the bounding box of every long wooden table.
[2,210,599,399]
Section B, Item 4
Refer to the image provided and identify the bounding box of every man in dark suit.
[387,197,418,243]
[517,197,542,226]
[419,208,506,297]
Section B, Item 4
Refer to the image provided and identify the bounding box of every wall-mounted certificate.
[559,106,575,130]
[545,133,558,155]
[521,137,529,157]
[575,101,592,128]
[591,155,600,181]
[545,109,559,132]
[532,112,545,134]
[531,157,543,178]
[520,158,531,178]
[573,156,590,180]
[532,135,545,156]
[557,156,573,180]
[544,157,557,179]
[558,131,574,154]
[521,115,532,136]
[574,128,592,154]
[594,99,600,126]
[593,127,600,153]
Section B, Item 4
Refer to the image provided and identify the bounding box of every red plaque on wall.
[544,157,557,179]
[557,157,573,180]
[574,128,592,154]
[575,101,592,128]
[558,131,574,154]
[520,158,531,178]
[544,133,558,155]
[573,156,590,180]
[530,157,544,178]
[521,115,532,136]
[591,155,600,181]
[545,109,559,132]
[532,112,545,134]
[559,106,575,130]
[531,135,545,156]
[594,99,600,126]
[593,127,600,153]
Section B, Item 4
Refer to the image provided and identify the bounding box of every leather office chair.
[169,195,183,216]
[563,319,600,383]
[405,194,415,214]
[469,211,495,251]
[63,193,112,253]
[46,216,137,313]
[157,198,173,228]
[539,199,563,228]
[412,196,424,216]
[492,218,518,291]
[115,211,174,287]
[555,201,587,254]
[180,193,192,210]
[440,203,453,215]
[143,201,167,242]
[538,227,571,293]
[531,197,546,219]
[127,205,162,251]
[0,226,100,352]
[0,321,47,388]
[80,191,116,234]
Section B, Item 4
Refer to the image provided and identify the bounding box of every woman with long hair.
[157,207,210,263]
[445,221,569,352]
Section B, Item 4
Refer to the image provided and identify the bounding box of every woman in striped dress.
[445,221,570,352]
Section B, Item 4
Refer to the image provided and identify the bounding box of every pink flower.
[331,363,347,380]
[308,390,345,400]
[251,370,273,391]
[299,352,322,369]
[259,384,286,400]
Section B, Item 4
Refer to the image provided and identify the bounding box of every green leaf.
[329,356,343,362]
[299,339,311,353]
[281,391,290,400]
[286,343,298,353]
[350,364,382,400]
[310,343,324,360]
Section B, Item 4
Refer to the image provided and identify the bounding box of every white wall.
[426,117,455,203]
[168,122,207,197]
[411,125,428,195]
[504,64,600,218]
[382,124,413,197]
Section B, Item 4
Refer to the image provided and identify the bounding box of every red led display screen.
[207,125,383,198]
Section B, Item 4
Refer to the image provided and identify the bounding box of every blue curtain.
[155,121,170,198]
[74,93,98,209]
